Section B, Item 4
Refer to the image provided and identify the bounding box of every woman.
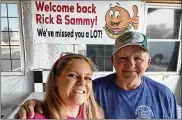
[27,52,104,119]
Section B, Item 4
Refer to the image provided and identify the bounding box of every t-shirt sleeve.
[169,93,178,119]
[27,112,46,119]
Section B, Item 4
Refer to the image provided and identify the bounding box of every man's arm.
[14,99,43,119]
[169,94,178,119]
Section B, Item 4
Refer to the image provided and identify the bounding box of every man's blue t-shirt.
[93,73,178,119]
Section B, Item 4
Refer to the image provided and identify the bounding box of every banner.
[31,1,142,44]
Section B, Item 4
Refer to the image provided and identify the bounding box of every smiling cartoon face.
[106,6,131,29]
[104,6,132,39]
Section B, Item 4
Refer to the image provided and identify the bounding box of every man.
[14,31,178,119]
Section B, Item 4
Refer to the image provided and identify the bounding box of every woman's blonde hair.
[43,52,104,119]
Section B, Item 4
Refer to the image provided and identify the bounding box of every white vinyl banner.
[31,1,142,44]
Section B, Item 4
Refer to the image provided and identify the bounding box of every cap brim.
[113,43,148,55]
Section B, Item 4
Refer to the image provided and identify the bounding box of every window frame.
[144,3,181,75]
[1,1,25,76]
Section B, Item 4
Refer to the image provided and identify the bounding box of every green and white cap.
[113,31,149,55]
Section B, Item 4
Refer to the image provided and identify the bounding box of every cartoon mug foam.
[104,4,139,39]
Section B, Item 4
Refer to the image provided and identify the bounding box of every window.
[145,4,181,72]
[77,44,114,72]
[1,1,24,75]
[87,45,114,71]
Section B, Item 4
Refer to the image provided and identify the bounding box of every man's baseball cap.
[113,31,149,55]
